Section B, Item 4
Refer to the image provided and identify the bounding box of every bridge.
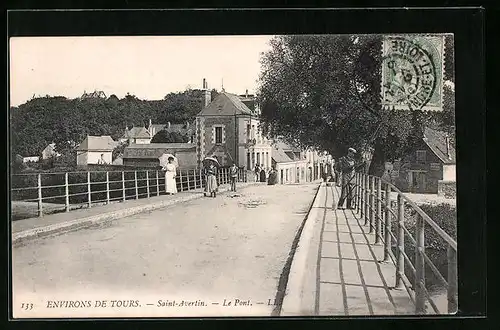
[11,169,457,317]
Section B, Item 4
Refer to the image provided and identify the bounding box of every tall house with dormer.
[195,79,272,169]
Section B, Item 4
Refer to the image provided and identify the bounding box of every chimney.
[245,89,248,97]
[202,78,211,108]
[445,134,451,160]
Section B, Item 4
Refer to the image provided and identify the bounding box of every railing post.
[156,170,159,196]
[415,213,426,314]
[199,168,203,189]
[87,172,91,208]
[106,171,110,204]
[37,173,43,217]
[146,170,150,198]
[447,246,458,314]
[65,172,70,212]
[134,171,138,199]
[356,173,363,213]
[375,177,382,244]
[383,183,392,262]
[395,194,405,289]
[364,174,368,225]
[187,169,192,190]
[122,171,126,201]
[179,169,184,192]
[360,174,364,219]
[369,176,375,233]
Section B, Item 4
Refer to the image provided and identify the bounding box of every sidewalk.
[281,183,415,316]
[12,182,259,246]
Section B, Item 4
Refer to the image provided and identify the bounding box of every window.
[430,163,441,171]
[416,150,426,163]
[247,124,251,139]
[215,127,223,144]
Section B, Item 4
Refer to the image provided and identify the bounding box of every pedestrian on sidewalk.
[259,164,267,182]
[164,157,178,195]
[337,148,362,210]
[254,164,261,182]
[206,162,218,198]
[267,166,278,185]
[230,163,238,192]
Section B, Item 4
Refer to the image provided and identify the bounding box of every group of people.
[254,164,279,185]
[203,161,240,197]
[323,147,366,210]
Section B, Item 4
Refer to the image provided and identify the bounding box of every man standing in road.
[337,147,362,210]
[230,163,238,192]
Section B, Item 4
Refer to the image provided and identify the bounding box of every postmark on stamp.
[381,35,445,112]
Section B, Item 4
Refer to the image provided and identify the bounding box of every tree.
[258,35,455,174]
[151,130,189,143]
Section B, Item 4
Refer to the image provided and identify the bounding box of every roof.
[123,143,195,159]
[271,146,294,163]
[422,127,456,164]
[76,136,116,151]
[123,126,151,139]
[274,141,302,153]
[197,92,253,116]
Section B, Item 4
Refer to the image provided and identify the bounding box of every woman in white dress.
[164,157,178,195]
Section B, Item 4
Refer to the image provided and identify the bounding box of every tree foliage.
[151,130,189,143]
[10,89,216,158]
[257,35,455,173]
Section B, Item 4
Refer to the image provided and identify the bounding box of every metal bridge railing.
[11,167,248,219]
[351,172,458,315]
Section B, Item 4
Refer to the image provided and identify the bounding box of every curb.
[280,182,325,316]
[12,182,258,247]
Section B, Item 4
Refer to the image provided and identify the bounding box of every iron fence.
[352,172,458,315]
[11,167,248,219]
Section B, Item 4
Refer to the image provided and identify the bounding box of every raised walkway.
[282,183,415,316]
[11,182,258,246]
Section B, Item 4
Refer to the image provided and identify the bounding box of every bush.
[390,202,457,292]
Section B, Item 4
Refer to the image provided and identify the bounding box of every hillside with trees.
[10,89,219,161]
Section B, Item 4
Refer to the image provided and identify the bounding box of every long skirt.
[206,174,217,193]
[165,171,178,194]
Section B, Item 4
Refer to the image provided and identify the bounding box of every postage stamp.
[381,35,445,112]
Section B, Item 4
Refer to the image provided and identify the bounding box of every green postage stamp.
[381,35,445,112]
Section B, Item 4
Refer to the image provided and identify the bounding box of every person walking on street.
[164,157,178,195]
[229,163,238,192]
[337,148,362,209]
[254,164,261,182]
[205,162,218,198]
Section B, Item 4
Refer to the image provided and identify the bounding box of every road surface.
[12,183,319,318]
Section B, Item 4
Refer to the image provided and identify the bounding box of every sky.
[9,35,275,107]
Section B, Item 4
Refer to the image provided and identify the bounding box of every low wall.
[438,180,456,199]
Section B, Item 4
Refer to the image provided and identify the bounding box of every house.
[41,143,61,160]
[391,126,456,195]
[195,79,273,169]
[76,135,117,165]
[120,126,152,144]
[123,143,197,168]
[120,119,196,145]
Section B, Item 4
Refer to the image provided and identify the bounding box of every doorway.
[408,171,427,193]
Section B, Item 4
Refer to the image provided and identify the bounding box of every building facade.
[123,143,197,168]
[391,127,456,194]
[76,136,117,165]
[195,83,273,169]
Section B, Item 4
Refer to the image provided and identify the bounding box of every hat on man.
[348,147,357,154]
